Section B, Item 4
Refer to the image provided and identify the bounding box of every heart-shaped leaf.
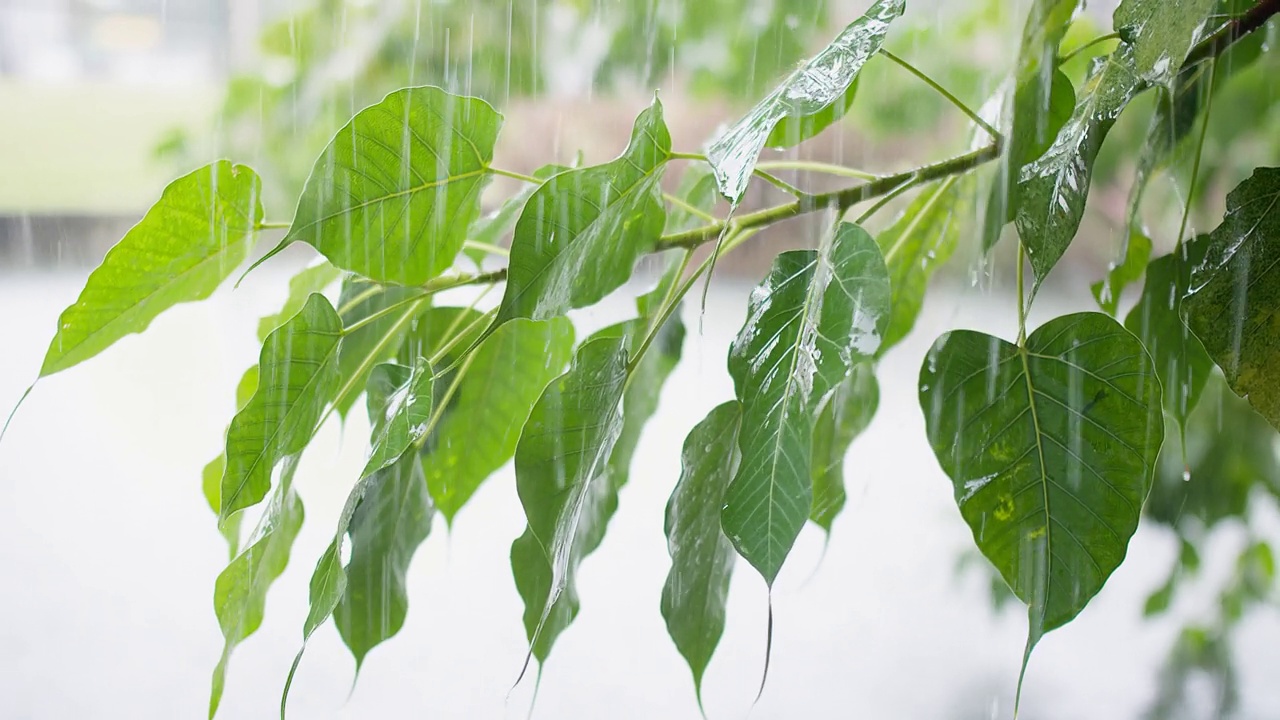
[662,401,741,703]
[706,0,904,203]
[41,161,262,376]
[918,312,1163,699]
[281,86,502,285]
[722,222,891,584]
[361,360,434,477]
[1184,167,1280,428]
[221,294,342,518]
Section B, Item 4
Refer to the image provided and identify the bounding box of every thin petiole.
[755,160,879,181]
[1174,57,1216,247]
[491,166,541,184]
[464,239,510,257]
[664,194,718,223]
[879,49,1001,142]
[255,221,291,230]
[342,292,432,336]
[670,150,811,197]
[1058,32,1123,66]
[855,174,919,224]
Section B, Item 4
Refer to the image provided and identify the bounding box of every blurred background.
[2,1,1280,718]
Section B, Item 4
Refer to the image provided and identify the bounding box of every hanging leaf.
[510,336,629,663]
[333,278,430,418]
[279,86,502,285]
[661,401,741,703]
[918,312,1163,700]
[257,262,341,341]
[497,98,671,322]
[221,294,342,518]
[40,161,262,376]
[424,317,575,522]
[810,363,880,532]
[1183,167,1280,429]
[1125,235,1213,449]
[722,222,891,584]
[334,453,435,668]
[1092,230,1153,316]
[706,0,905,203]
[209,456,305,720]
[361,360,434,478]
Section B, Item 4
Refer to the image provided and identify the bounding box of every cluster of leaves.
[11,0,1280,717]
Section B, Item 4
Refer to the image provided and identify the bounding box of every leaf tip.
[0,382,35,447]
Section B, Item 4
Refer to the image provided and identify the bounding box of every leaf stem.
[855,175,918,224]
[670,150,813,197]
[878,49,1001,142]
[1057,32,1122,66]
[491,166,541,183]
[754,160,879,181]
[341,293,432,336]
[337,285,385,317]
[1174,57,1216,247]
[255,221,292,230]
[1016,241,1028,347]
[464,239,510,257]
[664,193,718,223]
[414,352,479,451]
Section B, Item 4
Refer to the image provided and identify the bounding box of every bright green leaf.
[257,262,341,341]
[40,161,262,376]
[221,294,342,518]
[333,278,430,418]
[722,222,891,584]
[1183,167,1280,429]
[203,365,262,559]
[661,401,741,702]
[281,86,502,285]
[498,98,671,322]
[810,363,879,532]
[361,360,434,477]
[706,0,904,203]
[1092,229,1152,316]
[918,312,1163,697]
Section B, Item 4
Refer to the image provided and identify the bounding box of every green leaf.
[280,86,502,285]
[221,294,342,518]
[706,0,905,203]
[257,262,341,341]
[1092,229,1153,316]
[1183,167,1280,429]
[209,455,305,720]
[361,360,434,477]
[661,401,741,702]
[333,278,430,418]
[722,222,891,584]
[765,78,861,149]
[1114,0,1218,85]
[666,164,720,234]
[463,163,571,267]
[334,452,435,668]
[877,176,969,354]
[202,367,260,558]
[810,363,880,532]
[918,312,1163,698]
[497,98,671,322]
[40,161,262,376]
[510,336,629,663]
[423,317,575,522]
[1124,236,1213,448]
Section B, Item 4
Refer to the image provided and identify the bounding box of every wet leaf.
[1114,0,1218,85]
[202,367,259,558]
[661,401,741,702]
[722,222,891,583]
[510,336,629,663]
[463,163,572,267]
[1183,167,1280,428]
[706,0,904,203]
[221,295,342,518]
[257,262,341,342]
[1092,229,1152,317]
[334,453,435,668]
[1124,236,1213,447]
[210,456,305,720]
[280,86,502,285]
[666,164,720,234]
[424,318,575,522]
[919,312,1163,696]
[40,161,262,376]
[333,278,430,418]
[361,360,434,477]
[498,99,671,322]
[810,363,879,532]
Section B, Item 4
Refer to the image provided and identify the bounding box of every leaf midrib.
[1017,343,1053,626]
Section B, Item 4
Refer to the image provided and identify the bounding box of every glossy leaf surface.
[463,163,571,266]
[498,99,670,322]
[1092,230,1153,317]
[361,360,434,477]
[722,222,891,583]
[282,86,502,285]
[810,363,879,531]
[919,312,1162,673]
[705,0,904,203]
[661,401,741,700]
[41,161,262,376]
[1114,0,1218,84]
[221,294,342,518]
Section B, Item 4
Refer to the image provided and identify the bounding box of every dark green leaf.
[221,294,342,518]
[281,86,502,285]
[210,456,305,720]
[1114,0,1218,84]
[333,278,431,418]
[810,363,879,532]
[1125,235,1213,447]
[918,312,1163,692]
[1092,229,1152,316]
[497,99,671,322]
[257,262,341,342]
[334,452,435,668]
[661,401,741,702]
[362,360,434,477]
[424,317,575,522]
[706,0,905,203]
[1183,167,1280,428]
[722,222,891,584]
[40,161,262,376]
[510,336,629,662]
